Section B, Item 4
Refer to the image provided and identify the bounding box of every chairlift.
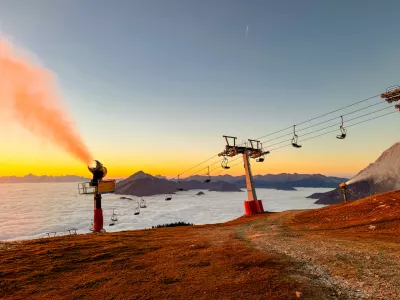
[165,193,172,201]
[256,143,269,162]
[204,166,211,183]
[336,116,347,139]
[177,175,184,191]
[111,208,118,221]
[291,125,302,148]
[68,228,77,235]
[140,197,147,208]
[134,205,140,215]
[221,157,230,169]
[109,208,118,226]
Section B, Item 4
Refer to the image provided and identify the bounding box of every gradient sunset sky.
[0,0,399,179]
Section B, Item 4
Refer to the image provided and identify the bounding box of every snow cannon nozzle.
[88,160,107,186]
[339,182,347,190]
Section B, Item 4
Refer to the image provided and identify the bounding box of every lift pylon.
[218,136,268,215]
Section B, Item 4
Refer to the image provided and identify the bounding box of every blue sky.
[1,0,399,178]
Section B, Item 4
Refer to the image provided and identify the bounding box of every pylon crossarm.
[381,85,400,103]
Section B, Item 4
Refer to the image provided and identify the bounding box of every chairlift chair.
[204,166,211,183]
[221,157,230,169]
[68,229,77,235]
[336,116,347,139]
[177,175,185,191]
[134,206,140,215]
[291,125,302,148]
[140,197,147,208]
[110,208,118,222]
[256,144,269,162]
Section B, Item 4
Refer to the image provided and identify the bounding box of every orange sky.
[1,122,397,180]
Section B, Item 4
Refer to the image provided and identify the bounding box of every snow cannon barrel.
[88,160,108,187]
[339,182,348,202]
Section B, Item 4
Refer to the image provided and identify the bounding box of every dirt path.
[237,211,400,299]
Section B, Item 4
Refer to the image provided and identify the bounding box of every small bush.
[151,222,193,229]
[160,276,180,284]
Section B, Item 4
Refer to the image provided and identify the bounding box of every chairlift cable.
[254,93,381,140]
[213,110,398,176]
[177,91,389,180]
[268,110,397,151]
[261,100,387,145]
[178,154,219,176]
[262,105,395,149]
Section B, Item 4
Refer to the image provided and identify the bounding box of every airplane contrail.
[245,25,249,37]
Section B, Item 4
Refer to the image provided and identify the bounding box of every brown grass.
[0,223,318,300]
[1,191,399,299]
[290,190,400,241]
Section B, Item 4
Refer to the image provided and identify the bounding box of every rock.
[196,191,205,196]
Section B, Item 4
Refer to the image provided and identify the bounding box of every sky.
[0,0,399,179]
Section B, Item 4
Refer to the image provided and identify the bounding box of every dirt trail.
[238,210,400,299]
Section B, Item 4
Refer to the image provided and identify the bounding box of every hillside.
[310,142,400,204]
[1,191,399,299]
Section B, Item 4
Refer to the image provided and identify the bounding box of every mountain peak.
[347,142,400,187]
[127,170,154,181]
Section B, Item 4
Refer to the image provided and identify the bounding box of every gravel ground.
[238,210,400,299]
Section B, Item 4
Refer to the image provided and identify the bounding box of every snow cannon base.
[93,208,104,232]
[244,200,264,215]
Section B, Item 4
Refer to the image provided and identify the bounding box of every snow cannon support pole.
[93,193,103,232]
[243,151,264,215]
[88,160,107,233]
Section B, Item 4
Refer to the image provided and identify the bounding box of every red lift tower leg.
[243,152,264,215]
[93,193,103,232]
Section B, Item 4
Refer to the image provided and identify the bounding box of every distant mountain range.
[184,173,347,190]
[115,171,348,197]
[309,142,400,205]
[115,171,242,196]
[0,174,89,183]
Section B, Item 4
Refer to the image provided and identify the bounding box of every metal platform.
[78,182,97,195]
[78,180,116,195]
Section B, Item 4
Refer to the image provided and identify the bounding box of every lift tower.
[218,136,269,215]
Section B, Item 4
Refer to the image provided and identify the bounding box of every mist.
[0,36,92,164]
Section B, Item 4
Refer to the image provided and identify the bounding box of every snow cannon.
[88,160,108,186]
[339,182,348,202]
[78,160,116,233]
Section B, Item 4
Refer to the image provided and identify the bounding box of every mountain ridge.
[0,174,89,183]
[310,142,400,204]
[116,171,348,197]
